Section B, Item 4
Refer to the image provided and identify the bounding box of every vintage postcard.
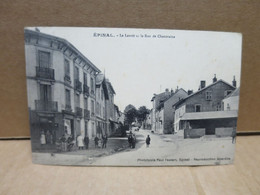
[24,27,242,166]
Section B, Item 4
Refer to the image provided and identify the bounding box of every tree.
[124,105,137,126]
[137,106,150,123]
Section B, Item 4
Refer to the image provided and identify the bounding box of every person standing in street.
[102,135,108,148]
[94,136,99,148]
[77,134,84,150]
[146,135,151,147]
[132,134,136,148]
[84,135,89,149]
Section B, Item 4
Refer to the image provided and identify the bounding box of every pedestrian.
[84,135,89,149]
[128,134,133,148]
[102,135,108,148]
[94,136,99,148]
[77,134,84,150]
[46,130,51,144]
[40,130,46,145]
[132,134,136,148]
[146,135,151,147]
[231,128,236,144]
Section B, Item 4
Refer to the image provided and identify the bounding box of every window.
[74,66,79,80]
[75,94,80,107]
[227,103,230,110]
[39,51,50,68]
[64,59,70,76]
[205,91,212,100]
[84,72,88,85]
[40,84,51,101]
[91,78,94,94]
[84,98,88,109]
[97,102,100,115]
[195,104,201,112]
[91,100,95,115]
[65,89,71,106]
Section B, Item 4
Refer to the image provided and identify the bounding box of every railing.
[35,100,58,112]
[36,67,55,80]
[75,107,83,118]
[84,109,90,120]
[74,79,82,93]
[83,84,89,96]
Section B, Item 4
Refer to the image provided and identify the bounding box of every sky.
[29,27,242,111]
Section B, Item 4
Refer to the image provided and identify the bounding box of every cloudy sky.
[30,27,242,111]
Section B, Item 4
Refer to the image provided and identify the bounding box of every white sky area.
[30,27,242,111]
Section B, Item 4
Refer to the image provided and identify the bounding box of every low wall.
[184,128,205,139]
[215,127,234,137]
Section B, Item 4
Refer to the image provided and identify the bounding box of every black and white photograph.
[24,27,242,166]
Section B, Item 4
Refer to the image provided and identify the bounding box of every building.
[151,89,172,133]
[174,77,237,138]
[95,74,109,137]
[105,79,117,135]
[25,29,101,150]
[222,87,240,111]
[163,89,188,134]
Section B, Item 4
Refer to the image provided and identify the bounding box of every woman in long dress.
[40,131,46,145]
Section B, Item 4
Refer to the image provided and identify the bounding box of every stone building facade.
[24,29,118,150]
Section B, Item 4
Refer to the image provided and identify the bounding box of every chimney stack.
[213,74,217,83]
[232,76,237,87]
[200,81,206,89]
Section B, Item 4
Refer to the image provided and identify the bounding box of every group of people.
[128,133,136,148]
[94,135,108,148]
[76,134,108,150]
[40,130,53,145]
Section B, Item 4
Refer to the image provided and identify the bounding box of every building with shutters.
[25,29,101,150]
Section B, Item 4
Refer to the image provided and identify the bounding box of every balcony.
[36,67,55,80]
[84,109,90,120]
[75,107,83,118]
[74,79,82,93]
[64,74,71,83]
[83,84,89,96]
[65,104,72,112]
[35,100,58,112]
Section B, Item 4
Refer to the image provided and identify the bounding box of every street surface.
[32,129,235,166]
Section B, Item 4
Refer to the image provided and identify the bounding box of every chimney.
[232,76,237,87]
[165,88,169,92]
[170,88,174,94]
[188,90,193,95]
[200,81,206,89]
[213,74,217,83]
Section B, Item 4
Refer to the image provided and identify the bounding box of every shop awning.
[180,111,238,121]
